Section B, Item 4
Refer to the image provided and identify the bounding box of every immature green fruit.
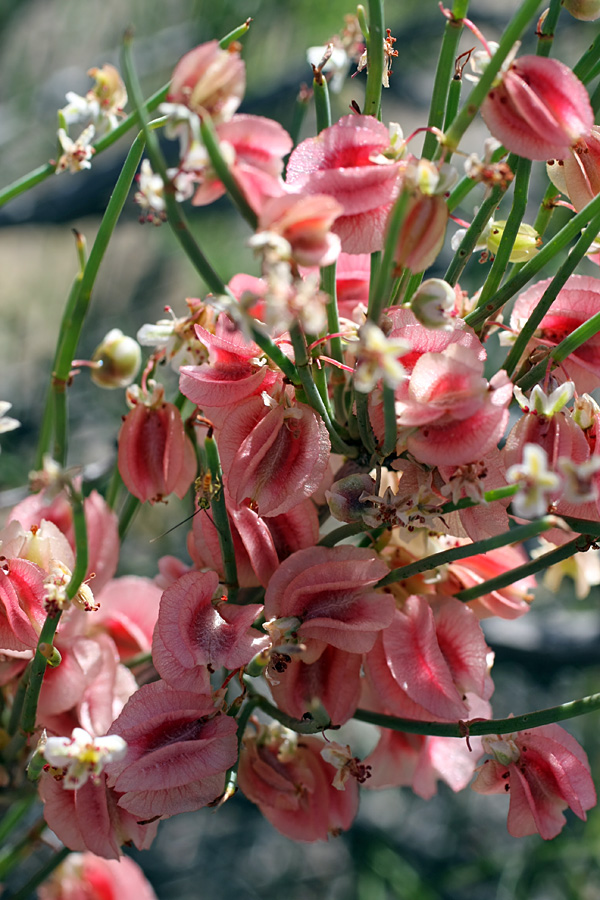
[563,0,600,21]
[91,328,142,389]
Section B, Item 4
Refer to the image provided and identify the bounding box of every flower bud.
[563,0,600,20]
[168,40,245,122]
[486,221,541,263]
[481,55,593,161]
[91,328,141,389]
[393,191,448,273]
[410,278,456,329]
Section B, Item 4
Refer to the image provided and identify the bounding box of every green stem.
[118,492,140,541]
[573,30,600,82]
[313,69,332,133]
[290,325,357,456]
[7,663,31,737]
[121,34,228,296]
[368,186,410,322]
[422,0,468,160]
[442,71,463,133]
[0,795,36,848]
[474,157,532,311]
[205,431,238,598]
[287,87,311,151]
[0,818,46,881]
[363,0,385,118]
[199,116,257,229]
[444,180,508,286]
[517,306,600,391]
[440,483,519,513]
[355,390,377,456]
[465,190,600,330]
[443,0,543,152]
[219,17,252,49]
[504,205,600,378]
[535,0,561,57]
[380,383,397,458]
[7,846,71,900]
[353,690,600,737]
[318,522,370,547]
[376,515,560,588]
[245,687,335,734]
[0,85,168,210]
[453,534,586,602]
[21,487,87,736]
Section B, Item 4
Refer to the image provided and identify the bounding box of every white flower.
[55,125,95,174]
[0,402,20,449]
[557,455,600,504]
[514,382,574,417]
[42,728,127,789]
[352,321,410,393]
[506,443,561,518]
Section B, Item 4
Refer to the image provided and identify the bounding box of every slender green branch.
[318,522,369,547]
[573,30,600,82]
[0,796,36,848]
[205,431,238,599]
[244,686,336,734]
[0,817,46,881]
[444,180,507,286]
[248,325,299,385]
[354,390,377,455]
[504,205,600,378]
[376,515,560,588]
[219,17,252,49]
[7,663,31,737]
[453,535,587,602]
[354,691,600,737]
[440,483,519,513]
[380,383,397,458]
[290,325,357,456]
[118,492,140,541]
[474,157,531,310]
[368,186,410,322]
[443,0,543,152]
[363,0,385,117]
[517,306,600,391]
[7,846,71,900]
[465,190,600,330]
[313,68,332,133]
[199,116,258,229]
[0,85,168,210]
[121,34,228,296]
[422,0,468,160]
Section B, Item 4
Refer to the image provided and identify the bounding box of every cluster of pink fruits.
[6,2,600,894]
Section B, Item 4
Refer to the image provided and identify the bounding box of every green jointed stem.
[443,0,543,153]
[204,432,238,598]
[354,691,600,737]
[504,205,600,378]
[219,17,252,49]
[290,325,357,456]
[535,0,561,57]
[318,522,370,547]
[363,0,384,117]
[249,325,299,385]
[441,483,519,513]
[355,390,377,455]
[380,383,397,458]
[422,0,468,160]
[465,190,600,330]
[454,535,587,602]
[368,186,410,322]
[0,85,168,211]
[21,487,87,736]
[573,30,600,82]
[517,307,600,391]
[444,181,507,287]
[8,846,72,900]
[121,36,228,297]
[474,157,532,311]
[313,70,332,133]
[376,515,560,588]
[118,492,140,541]
[199,116,258,229]
[442,73,463,133]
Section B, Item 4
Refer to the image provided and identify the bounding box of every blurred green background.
[2,1,600,897]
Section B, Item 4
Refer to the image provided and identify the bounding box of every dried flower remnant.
[506,443,562,518]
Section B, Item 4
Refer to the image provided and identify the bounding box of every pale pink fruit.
[472,723,596,839]
[257,192,343,267]
[0,558,46,652]
[168,40,245,122]
[263,545,392,658]
[106,681,238,819]
[286,114,403,254]
[93,576,162,661]
[481,56,593,161]
[37,852,158,900]
[510,275,600,394]
[238,730,359,841]
[393,192,448,273]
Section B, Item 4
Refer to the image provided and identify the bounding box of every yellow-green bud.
[410,278,456,330]
[486,221,541,263]
[563,0,600,20]
[91,328,142,389]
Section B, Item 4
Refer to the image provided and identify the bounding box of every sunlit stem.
[422,0,469,160]
[219,17,253,49]
[443,0,543,152]
[444,179,508,287]
[205,431,238,600]
[199,115,258,229]
[363,0,384,118]
[573,29,600,82]
[504,205,600,378]
[121,33,228,296]
[377,515,560,588]
[474,156,531,311]
[21,486,87,736]
[354,691,600,737]
[453,534,587,602]
[368,186,410,322]
[465,190,600,330]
